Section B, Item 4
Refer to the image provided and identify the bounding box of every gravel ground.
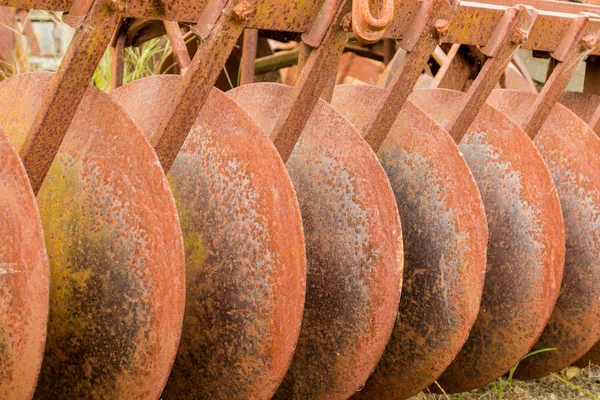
[409,366,600,399]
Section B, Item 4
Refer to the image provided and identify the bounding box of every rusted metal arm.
[269,0,350,163]
[430,43,472,90]
[164,20,191,74]
[109,25,125,91]
[445,4,537,142]
[362,0,455,152]
[150,0,252,171]
[522,14,598,138]
[240,28,258,85]
[20,0,120,194]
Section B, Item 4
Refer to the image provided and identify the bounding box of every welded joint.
[400,0,455,52]
[62,0,97,27]
[192,0,255,39]
[302,0,345,48]
[551,13,597,62]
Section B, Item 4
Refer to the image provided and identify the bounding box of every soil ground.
[409,365,600,399]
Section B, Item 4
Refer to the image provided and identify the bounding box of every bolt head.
[584,34,597,51]
[233,1,254,23]
[433,19,449,38]
[510,28,528,45]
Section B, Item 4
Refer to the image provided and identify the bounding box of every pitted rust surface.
[488,90,600,380]
[331,84,488,400]
[229,83,403,400]
[0,72,186,399]
[0,127,49,399]
[113,75,306,399]
[411,89,565,393]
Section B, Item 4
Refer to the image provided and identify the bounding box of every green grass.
[92,36,172,92]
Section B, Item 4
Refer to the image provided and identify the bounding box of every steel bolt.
[434,19,450,38]
[107,0,126,12]
[233,1,254,23]
[583,34,597,51]
[342,13,352,32]
[510,28,528,45]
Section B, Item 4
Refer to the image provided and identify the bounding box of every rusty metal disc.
[229,82,403,400]
[0,127,49,398]
[560,92,600,369]
[411,89,565,392]
[330,84,488,400]
[560,91,600,134]
[0,72,186,398]
[488,89,600,380]
[112,75,306,399]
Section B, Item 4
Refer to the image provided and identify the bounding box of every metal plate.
[560,91,600,133]
[331,84,488,400]
[0,126,49,398]
[411,89,565,392]
[488,89,600,380]
[0,72,186,398]
[112,75,306,399]
[229,82,403,400]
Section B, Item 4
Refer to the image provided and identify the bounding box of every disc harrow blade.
[488,89,600,380]
[0,72,186,399]
[560,91,600,134]
[410,89,565,393]
[112,75,306,399]
[330,84,488,400]
[0,126,49,399]
[229,82,403,400]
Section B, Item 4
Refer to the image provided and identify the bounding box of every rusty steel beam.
[5,0,600,56]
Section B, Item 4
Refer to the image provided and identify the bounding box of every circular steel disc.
[112,75,306,399]
[488,89,600,380]
[411,89,565,392]
[560,91,600,124]
[560,91,600,134]
[0,72,186,398]
[0,128,49,398]
[229,83,403,400]
[330,84,488,399]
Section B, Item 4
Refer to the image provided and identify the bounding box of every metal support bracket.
[151,0,256,171]
[362,0,456,152]
[21,0,120,194]
[270,0,350,163]
[444,4,537,142]
[522,13,599,138]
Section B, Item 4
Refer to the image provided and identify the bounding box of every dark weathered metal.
[488,90,600,380]
[113,75,307,399]
[20,0,120,194]
[411,88,565,393]
[0,72,186,398]
[0,126,48,399]
[230,83,403,400]
[331,84,488,400]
